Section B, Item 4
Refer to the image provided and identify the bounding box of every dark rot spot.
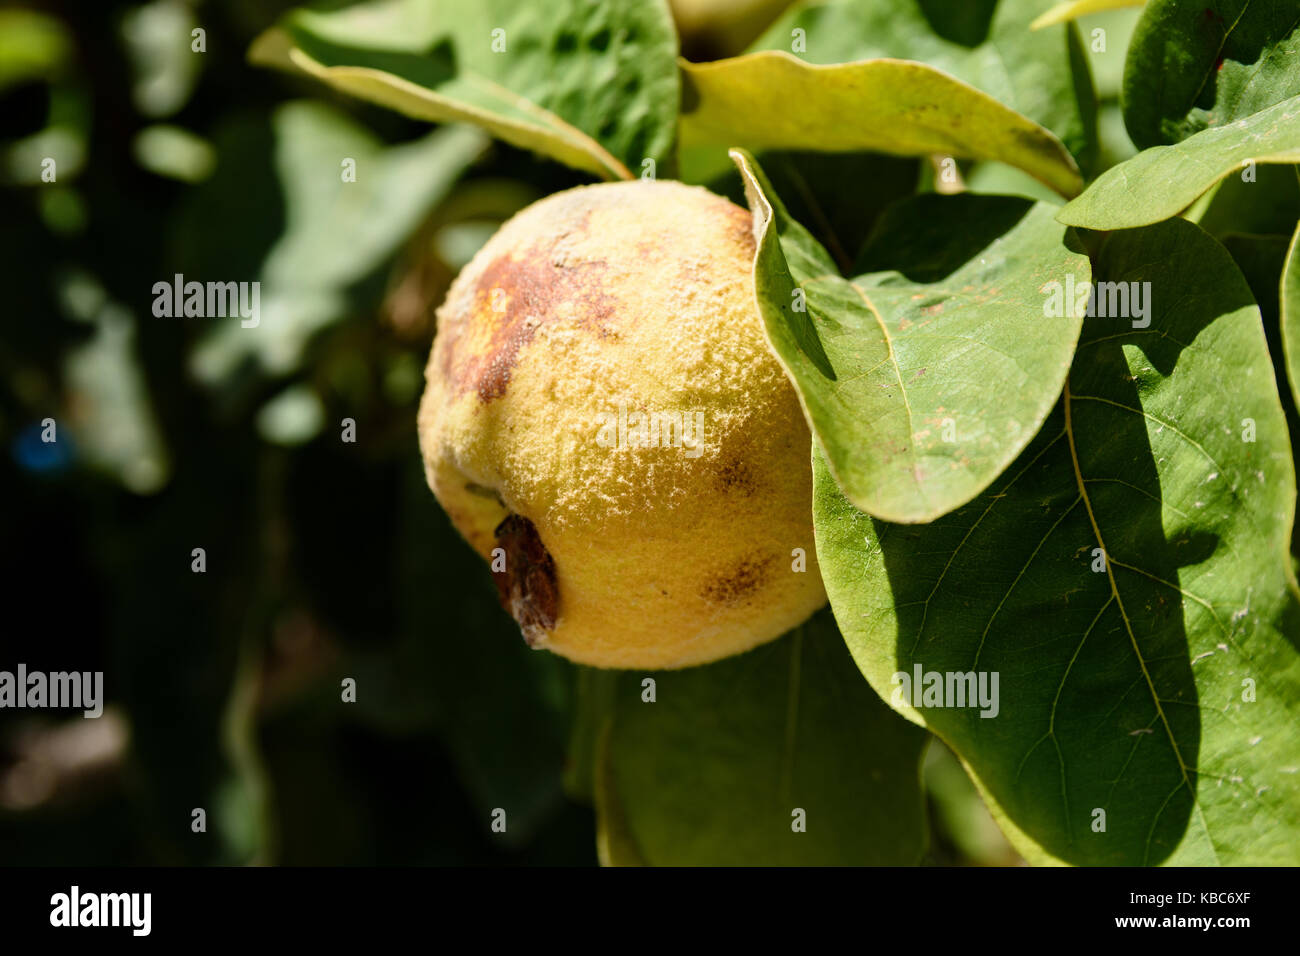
[442,242,617,403]
[701,555,773,607]
[493,514,559,647]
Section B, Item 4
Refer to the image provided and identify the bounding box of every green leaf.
[680,52,1083,197]
[63,297,169,494]
[1031,0,1145,31]
[1284,222,1300,412]
[815,218,1300,865]
[964,159,1070,205]
[1194,162,1300,240]
[924,740,1021,865]
[563,667,617,804]
[1123,0,1300,149]
[1058,95,1300,230]
[751,0,1097,168]
[187,101,486,384]
[249,0,679,181]
[734,149,1089,524]
[1219,233,1300,561]
[600,609,928,865]
[593,725,647,866]
[694,150,922,271]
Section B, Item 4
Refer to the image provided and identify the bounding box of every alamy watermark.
[0,664,103,718]
[50,886,150,936]
[152,273,260,327]
[891,663,1000,718]
[1042,274,1151,328]
[595,401,704,458]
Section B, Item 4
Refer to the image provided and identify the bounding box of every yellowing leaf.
[249,0,681,181]
[1031,0,1145,31]
[680,51,1083,197]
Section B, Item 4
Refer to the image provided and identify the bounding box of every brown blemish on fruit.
[492,514,559,647]
[715,458,755,496]
[441,244,617,403]
[701,554,774,607]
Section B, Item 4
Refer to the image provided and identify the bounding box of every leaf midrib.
[1062,378,1198,847]
[847,280,929,510]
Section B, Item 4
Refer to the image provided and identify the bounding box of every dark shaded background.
[1,0,603,865]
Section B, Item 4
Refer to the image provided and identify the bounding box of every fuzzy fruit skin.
[417,178,825,669]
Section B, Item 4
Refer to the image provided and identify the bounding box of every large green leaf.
[1058,94,1300,230]
[1284,223,1300,413]
[750,0,1096,167]
[598,609,928,865]
[734,149,1089,524]
[815,217,1300,865]
[249,0,679,181]
[1123,0,1300,149]
[680,52,1083,197]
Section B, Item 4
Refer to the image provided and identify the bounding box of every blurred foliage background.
[0,0,1050,865]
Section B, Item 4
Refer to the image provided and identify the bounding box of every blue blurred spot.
[12,423,75,473]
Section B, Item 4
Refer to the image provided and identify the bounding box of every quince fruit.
[417,178,824,668]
